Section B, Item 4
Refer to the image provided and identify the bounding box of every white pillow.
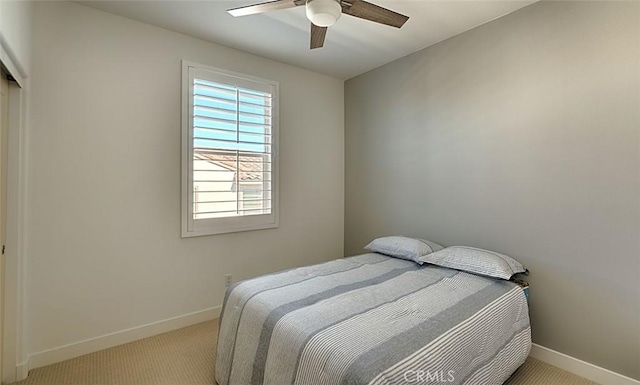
[364,236,444,264]
[418,246,527,280]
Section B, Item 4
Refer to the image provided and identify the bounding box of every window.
[182,61,278,237]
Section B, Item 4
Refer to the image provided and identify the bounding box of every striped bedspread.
[215,253,531,385]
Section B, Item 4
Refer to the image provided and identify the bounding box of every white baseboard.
[14,360,29,383]
[27,306,222,373]
[531,343,640,385]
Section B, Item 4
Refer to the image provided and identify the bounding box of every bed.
[215,253,531,385]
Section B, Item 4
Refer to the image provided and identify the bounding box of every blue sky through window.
[193,79,271,154]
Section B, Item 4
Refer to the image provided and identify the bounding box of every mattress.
[215,253,531,385]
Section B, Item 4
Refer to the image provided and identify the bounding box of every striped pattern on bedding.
[215,253,531,385]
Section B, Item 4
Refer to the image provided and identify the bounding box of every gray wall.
[345,1,639,379]
[26,1,344,361]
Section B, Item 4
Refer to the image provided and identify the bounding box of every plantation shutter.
[183,64,278,236]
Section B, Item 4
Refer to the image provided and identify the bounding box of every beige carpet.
[13,321,598,385]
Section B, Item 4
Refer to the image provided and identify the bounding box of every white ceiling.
[78,0,536,79]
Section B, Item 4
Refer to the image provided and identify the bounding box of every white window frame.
[181,61,279,237]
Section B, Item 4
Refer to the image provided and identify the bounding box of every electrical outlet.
[225,274,233,287]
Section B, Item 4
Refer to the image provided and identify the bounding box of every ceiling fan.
[227,0,409,49]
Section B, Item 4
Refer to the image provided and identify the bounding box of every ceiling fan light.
[306,0,341,27]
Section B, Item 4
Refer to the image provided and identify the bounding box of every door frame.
[0,36,28,384]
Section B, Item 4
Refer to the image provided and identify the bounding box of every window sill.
[181,221,279,238]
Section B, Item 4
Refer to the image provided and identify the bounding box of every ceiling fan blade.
[310,23,327,49]
[227,0,305,17]
[342,0,409,28]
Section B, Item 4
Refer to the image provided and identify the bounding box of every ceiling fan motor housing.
[306,0,342,27]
